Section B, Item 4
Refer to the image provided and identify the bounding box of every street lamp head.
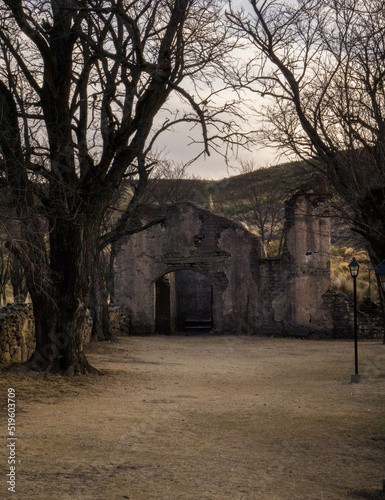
[348,257,360,277]
[375,259,385,292]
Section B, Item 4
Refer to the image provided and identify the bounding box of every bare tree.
[231,159,286,257]
[227,0,385,267]
[139,159,204,205]
[0,0,244,374]
[9,253,28,303]
[88,156,204,342]
[0,243,10,305]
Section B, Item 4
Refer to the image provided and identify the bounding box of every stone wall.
[0,304,35,364]
[0,296,380,367]
[112,202,264,335]
[279,180,332,335]
[318,291,383,340]
[358,299,384,339]
[112,180,334,336]
[0,305,131,366]
[109,306,131,336]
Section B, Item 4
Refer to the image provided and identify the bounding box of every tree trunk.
[10,256,28,303]
[26,216,99,375]
[89,241,115,341]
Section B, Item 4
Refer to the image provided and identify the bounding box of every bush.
[330,247,378,302]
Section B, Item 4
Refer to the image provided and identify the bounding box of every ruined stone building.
[2,180,382,366]
[111,179,334,336]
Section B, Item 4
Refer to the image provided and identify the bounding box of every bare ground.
[1,336,385,500]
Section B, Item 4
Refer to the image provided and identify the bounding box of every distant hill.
[117,160,314,212]
[203,161,314,216]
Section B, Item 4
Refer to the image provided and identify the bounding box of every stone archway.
[154,270,213,334]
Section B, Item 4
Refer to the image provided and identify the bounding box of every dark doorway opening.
[155,275,171,334]
[154,270,213,334]
[175,270,213,333]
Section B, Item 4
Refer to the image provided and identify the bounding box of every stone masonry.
[112,179,335,336]
[0,304,130,365]
[0,304,35,364]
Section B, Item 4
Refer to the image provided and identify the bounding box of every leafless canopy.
[0,0,245,373]
[227,0,385,263]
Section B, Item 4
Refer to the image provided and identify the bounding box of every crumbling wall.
[321,292,383,340]
[109,306,131,336]
[0,304,106,366]
[112,186,335,337]
[358,299,384,339]
[277,180,333,335]
[112,202,263,334]
[0,304,35,364]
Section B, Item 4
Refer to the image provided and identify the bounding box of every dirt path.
[1,336,385,500]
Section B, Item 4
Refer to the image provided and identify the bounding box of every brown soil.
[1,336,385,500]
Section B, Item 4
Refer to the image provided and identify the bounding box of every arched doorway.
[154,270,213,334]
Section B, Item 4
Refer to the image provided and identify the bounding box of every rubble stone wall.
[0,304,35,364]
[0,304,131,365]
[109,306,131,336]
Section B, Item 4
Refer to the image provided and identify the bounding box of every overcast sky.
[152,83,280,181]
[151,0,280,181]
[154,113,279,180]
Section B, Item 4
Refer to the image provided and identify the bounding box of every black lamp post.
[348,257,361,383]
[375,260,385,344]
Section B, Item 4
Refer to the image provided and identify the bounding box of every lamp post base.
[350,374,362,384]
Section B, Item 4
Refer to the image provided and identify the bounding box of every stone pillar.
[283,178,332,334]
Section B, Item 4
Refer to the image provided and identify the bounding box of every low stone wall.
[0,304,35,365]
[0,298,381,366]
[358,299,384,340]
[109,306,131,336]
[0,304,131,366]
[321,291,384,340]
